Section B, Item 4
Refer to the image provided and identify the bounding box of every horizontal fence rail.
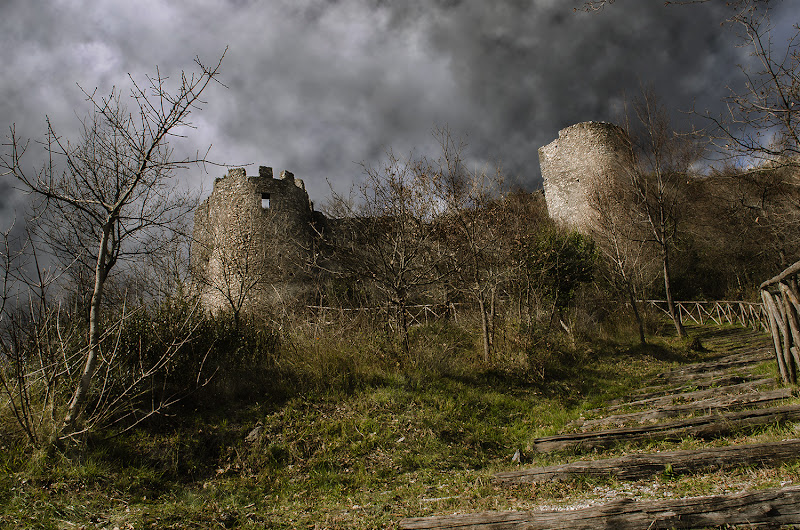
[308,300,770,335]
[643,300,769,333]
[306,303,462,332]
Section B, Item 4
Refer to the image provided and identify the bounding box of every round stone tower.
[191,166,317,313]
[538,121,633,233]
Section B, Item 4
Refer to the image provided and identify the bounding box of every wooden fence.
[306,303,456,332]
[310,300,770,334]
[644,299,769,333]
[760,260,800,385]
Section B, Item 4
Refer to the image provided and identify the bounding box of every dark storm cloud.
[369,0,751,187]
[0,0,795,224]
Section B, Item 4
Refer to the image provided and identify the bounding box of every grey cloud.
[381,1,750,187]
[0,0,794,224]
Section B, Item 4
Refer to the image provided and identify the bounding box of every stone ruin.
[190,122,633,314]
[538,121,633,233]
[191,166,324,313]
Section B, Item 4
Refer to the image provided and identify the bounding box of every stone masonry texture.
[538,121,633,233]
[191,166,317,313]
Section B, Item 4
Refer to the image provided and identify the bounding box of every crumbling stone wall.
[538,121,633,233]
[191,166,317,313]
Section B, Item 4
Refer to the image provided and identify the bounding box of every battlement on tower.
[191,165,321,313]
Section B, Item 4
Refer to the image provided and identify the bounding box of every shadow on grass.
[625,342,697,364]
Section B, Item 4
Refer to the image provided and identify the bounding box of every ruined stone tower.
[191,166,318,313]
[538,121,633,233]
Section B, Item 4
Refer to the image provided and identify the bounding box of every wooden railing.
[312,300,770,334]
[644,300,769,333]
[760,260,800,385]
[306,303,456,331]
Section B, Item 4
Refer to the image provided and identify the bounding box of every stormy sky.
[1,0,797,227]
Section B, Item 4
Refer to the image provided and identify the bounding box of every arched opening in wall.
[261,193,270,209]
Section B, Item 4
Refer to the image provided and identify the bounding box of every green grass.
[0,321,792,528]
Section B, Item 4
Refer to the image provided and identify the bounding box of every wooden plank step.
[606,376,774,409]
[533,404,800,453]
[574,387,794,430]
[493,439,800,485]
[615,348,773,401]
[702,335,771,351]
[643,362,769,389]
[652,347,773,380]
[398,485,800,529]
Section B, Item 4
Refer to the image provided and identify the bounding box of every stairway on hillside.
[400,327,800,529]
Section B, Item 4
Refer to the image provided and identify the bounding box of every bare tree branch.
[0,49,226,444]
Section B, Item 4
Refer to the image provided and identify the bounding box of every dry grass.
[1,322,794,529]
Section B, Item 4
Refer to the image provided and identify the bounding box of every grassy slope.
[1,325,797,529]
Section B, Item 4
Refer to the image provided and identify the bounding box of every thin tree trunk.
[627,282,646,345]
[662,246,685,338]
[489,287,496,352]
[59,223,111,440]
[399,297,409,355]
[478,294,491,364]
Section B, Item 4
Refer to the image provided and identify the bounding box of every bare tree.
[707,4,800,168]
[1,51,225,442]
[705,164,800,274]
[489,191,549,330]
[432,128,508,363]
[622,87,703,339]
[590,164,658,345]
[0,223,72,446]
[325,150,448,353]
[583,0,794,171]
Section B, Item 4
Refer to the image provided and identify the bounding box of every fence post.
[760,260,800,385]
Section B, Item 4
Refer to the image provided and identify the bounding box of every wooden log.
[782,280,800,317]
[625,347,773,393]
[760,257,800,289]
[533,404,800,453]
[574,387,793,430]
[715,335,771,353]
[624,373,766,404]
[777,286,798,383]
[647,349,773,385]
[607,375,774,410]
[602,377,776,414]
[761,289,789,384]
[781,283,800,383]
[399,485,800,529]
[492,439,800,485]
[644,368,753,389]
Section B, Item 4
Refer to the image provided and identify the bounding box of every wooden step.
[533,404,800,453]
[493,438,800,485]
[631,368,768,397]
[651,347,773,381]
[612,348,773,402]
[605,377,775,411]
[574,387,794,430]
[399,485,800,529]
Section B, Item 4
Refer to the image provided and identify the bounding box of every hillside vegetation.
[7,310,795,528]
